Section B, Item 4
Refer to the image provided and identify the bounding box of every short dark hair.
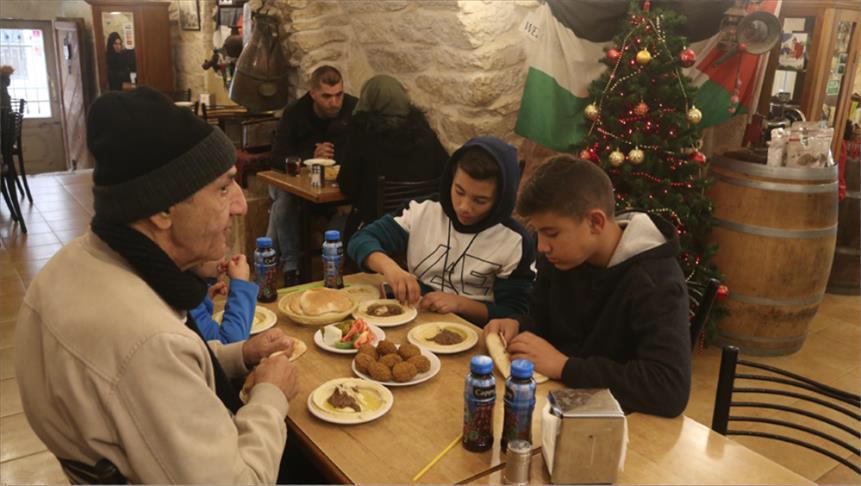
[310,65,342,89]
[453,147,499,183]
[517,155,615,220]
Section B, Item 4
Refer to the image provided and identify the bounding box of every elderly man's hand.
[250,355,299,402]
[242,328,294,368]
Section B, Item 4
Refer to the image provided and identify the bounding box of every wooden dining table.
[251,273,813,485]
[257,169,348,282]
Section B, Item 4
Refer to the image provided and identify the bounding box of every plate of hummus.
[306,378,393,425]
[407,322,478,354]
[353,299,417,327]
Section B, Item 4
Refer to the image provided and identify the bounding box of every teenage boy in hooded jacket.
[484,155,691,417]
[347,136,535,325]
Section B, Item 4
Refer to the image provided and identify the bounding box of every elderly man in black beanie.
[14,87,299,483]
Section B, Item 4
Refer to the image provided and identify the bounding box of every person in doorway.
[267,65,357,286]
[105,32,136,91]
[15,87,299,483]
[482,155,691,417]
[347,136,535,326]
[337,74,448,241]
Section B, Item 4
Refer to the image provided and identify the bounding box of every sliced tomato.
[352,330,372,348]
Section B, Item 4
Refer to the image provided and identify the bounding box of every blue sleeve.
[347,214,410,271]
[486,230,535,321]
[218,279,259,343]
[189,296,220,341]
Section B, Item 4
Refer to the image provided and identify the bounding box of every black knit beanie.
[88,86,235,223]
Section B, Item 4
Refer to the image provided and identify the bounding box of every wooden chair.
[57,457,127,484]
[1,108,26,233]
[687,278,719,349]
[375,175,440,217]
[712,345,861,475]
[11,109,32,204]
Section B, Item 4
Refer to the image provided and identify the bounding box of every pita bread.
[299,288,354,316]
[486,333,549,384]
[269,337,307,362]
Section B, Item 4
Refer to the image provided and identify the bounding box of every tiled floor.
[0,171,859,484]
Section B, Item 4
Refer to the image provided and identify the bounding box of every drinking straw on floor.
[411,433,463,483]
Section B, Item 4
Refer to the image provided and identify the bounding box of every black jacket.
[270,92,358,167]
[337,108,448,228]
[516,212,691,417]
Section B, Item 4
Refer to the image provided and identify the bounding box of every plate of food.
[303,158,336,167]
[351,340,440,387]
[313,319,386,354]
[341,283,381,304]
[278,287,357,326]
[407,322,478,354]
[213,306,278,335]
[486,333,549,384]
[353,299,417,327]
[307,377,393,425]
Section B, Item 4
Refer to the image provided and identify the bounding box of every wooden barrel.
[827,141,860,294]
[708,156,838,356]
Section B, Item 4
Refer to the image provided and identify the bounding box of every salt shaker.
[502,439,531,485]
[310,164,323,188]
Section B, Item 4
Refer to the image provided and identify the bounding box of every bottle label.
[322,242,344,289]
[255,249,278,302]
[464,384,495,451]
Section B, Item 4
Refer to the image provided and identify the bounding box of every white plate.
[352,347,441,387]
[303,158,336,167]
[353,299,418,328]
[174,101,194,108]
[407,322,478,354]
[307,378,393,425]
[212,306,277,335]
[313,324,386,354]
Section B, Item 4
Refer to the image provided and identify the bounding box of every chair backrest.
[688,278,719,349]
[375,176,440,217]
[58,457,127,484]
[14,98,26,115]
[711,345,861,475]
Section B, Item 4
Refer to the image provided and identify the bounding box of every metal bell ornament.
[628,147,645,164]
[609,149,625,166]
[229,14,290,113]
[636,49,652,65]
[687,106,703,124]
[584,103,599,121]
[679,48,696,67]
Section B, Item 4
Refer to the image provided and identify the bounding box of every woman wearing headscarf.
[337,74,448,241]
[105,32,136,91]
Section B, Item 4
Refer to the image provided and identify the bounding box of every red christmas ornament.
[579,149,592,160]
[607,48,622,62]
[690,150,707,165]
[634,101,649,116]
[642,0,651,12]
[716,284,729,301]
[679,48,696,68]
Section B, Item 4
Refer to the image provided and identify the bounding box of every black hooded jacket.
[517,212,691,417]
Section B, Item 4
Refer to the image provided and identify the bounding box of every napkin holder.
[541,388,627,484]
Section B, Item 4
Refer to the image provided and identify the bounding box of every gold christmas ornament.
[584,103,599,120]
[609,149,625,166]
[634,101,649,116]
[628,147,645,164]
[636,49,652,65]
[687,106,703,124]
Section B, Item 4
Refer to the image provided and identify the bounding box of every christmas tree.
[577,0,725,343]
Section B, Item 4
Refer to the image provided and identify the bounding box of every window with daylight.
[0,28,52,118]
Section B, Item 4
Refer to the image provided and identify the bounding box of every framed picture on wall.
[178,0,201,31]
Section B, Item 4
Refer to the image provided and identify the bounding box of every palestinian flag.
[515,0,781,152]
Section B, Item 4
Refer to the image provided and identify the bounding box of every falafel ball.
[397,343,421,360]
[368,361,393,381]
[357,344,378,360]
[354,353,375,374]
[379,353,403,369]
[407,355,431,373]
[392,362,418,382]
[376,339,398,356]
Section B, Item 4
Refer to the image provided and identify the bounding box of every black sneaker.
[283,270,300,288]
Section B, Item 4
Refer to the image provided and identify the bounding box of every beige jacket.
[15,232,289,484]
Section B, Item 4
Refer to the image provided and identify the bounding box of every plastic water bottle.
[501,359,537,451]
[463,355,496,452]
[254,236,278,303]
[322,230,344,289]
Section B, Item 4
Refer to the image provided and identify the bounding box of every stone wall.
[174,0,540,151]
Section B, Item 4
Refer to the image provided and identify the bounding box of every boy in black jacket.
[483,155,691,417]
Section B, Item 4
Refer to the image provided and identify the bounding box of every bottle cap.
[324,230,341,241]
[510,359,534,379]
[256,236,273,249]
[470,355,493,375]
